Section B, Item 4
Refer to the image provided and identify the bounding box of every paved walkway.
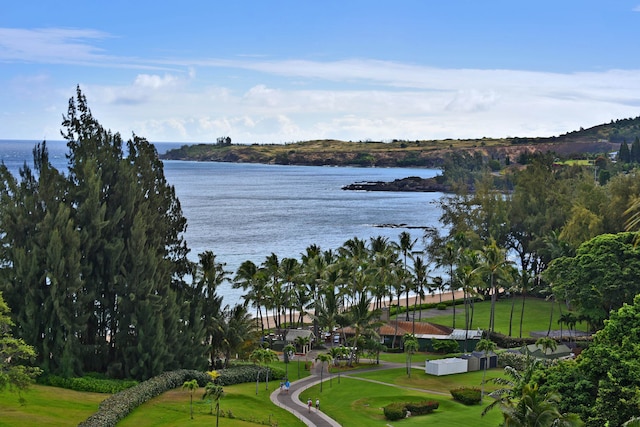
[269,351,434,426]
[269,351,341,427]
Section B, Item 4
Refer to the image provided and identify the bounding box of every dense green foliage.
[450,387,482,405]
[0,292,41,395]
[383,399,440,420]
[544,232,640,329]
[78,369,210,427]
[383,402,408,420]
[38,373,137,393]
[536,296,640,426]
[0,89,219,380]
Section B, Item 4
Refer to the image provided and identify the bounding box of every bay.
[0,139,444,303]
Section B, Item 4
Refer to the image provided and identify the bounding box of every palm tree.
[219,304,254,368]
[342,293,382,366]
[193,251,228,369]
[202,383,224,427]
[475,240,513,334]
[316,268,341,347]
[283,343,295,378]
[482,358,543,417]
[455,251,483,351]
[262,253,282,332]
[249,348,278,394]
[476,338,497,402]
[294,334,311,354]
[496,383,584,426]
[337,237,370,306]
[300,245,330,346]
[402,333,419,378]
[234,260,267,334]
[410,255,430,332]
[535,337,557,356]
[395,231,417,320]
[279,257,300,327]
[315,353,333,391]
[182,379,199,420]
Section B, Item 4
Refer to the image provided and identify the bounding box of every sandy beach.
[258,290,465,330]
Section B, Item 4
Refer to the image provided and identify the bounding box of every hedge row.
[216,364,285,386]
[450,387,482,405]
[78,369,210,427]
[39,374,138,394]
[78,364,285,427]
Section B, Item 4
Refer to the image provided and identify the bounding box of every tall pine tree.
[619,140,630,163]
[0,87,207,379]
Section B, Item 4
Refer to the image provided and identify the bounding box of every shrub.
[405,400,439,415]
[216,364,285,386]
[78,370,210,427]
[431,339,460,354]
[450,387,482,405]
[383,402,407,421]
[38,374,138,394]
[436,303,447,310]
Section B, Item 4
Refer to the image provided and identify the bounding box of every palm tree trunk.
[519,290,526,338]
[508,292,516,337]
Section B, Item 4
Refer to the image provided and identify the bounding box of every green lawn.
[299,373,503,426]
[0,385,105,427]
[118,381,304,427]
[1,365,507,426]
[421,296,588,337]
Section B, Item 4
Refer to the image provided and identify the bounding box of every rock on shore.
[341,176,450,192]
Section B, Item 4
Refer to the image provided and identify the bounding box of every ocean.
[0,139,444,303]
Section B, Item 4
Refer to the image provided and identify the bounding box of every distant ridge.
[161,116,640,167]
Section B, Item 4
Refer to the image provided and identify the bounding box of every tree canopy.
[0,87,209,380]
[543,232,640,329]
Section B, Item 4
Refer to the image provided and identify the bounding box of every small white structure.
[425,358,468,376]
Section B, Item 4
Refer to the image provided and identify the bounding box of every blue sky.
[2,1,640,144]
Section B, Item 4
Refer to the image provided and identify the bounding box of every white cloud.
[134,74,180,89]
[3,28,640,143]
[0,28,110,63]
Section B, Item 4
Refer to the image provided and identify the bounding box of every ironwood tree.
[0,87,208,380]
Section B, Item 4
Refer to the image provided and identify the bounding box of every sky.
[2,1,640,144]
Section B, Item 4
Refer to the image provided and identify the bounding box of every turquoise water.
[1,140,444,302]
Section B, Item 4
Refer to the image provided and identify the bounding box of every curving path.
[269,353,341,427]
[269,351,443,427]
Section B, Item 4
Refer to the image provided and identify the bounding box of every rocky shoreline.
[341,176,450,192]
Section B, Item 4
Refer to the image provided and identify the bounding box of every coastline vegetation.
[4,88,640,425]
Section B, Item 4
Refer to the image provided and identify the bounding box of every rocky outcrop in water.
[341,176,450,192]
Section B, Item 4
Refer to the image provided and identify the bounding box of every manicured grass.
[299,374,503,426]
[118,381,305,427]
[422,297,588,337]
[0,385,105,427]
[351,366,504,394]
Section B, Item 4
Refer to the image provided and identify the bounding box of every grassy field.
[0,385,105,427]
[419,296,588,338]
[119,381,304,427]
[299,372,503,426]
[0,298,575,426]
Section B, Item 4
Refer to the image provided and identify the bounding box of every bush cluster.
[216,364,285,386]
[488,331,537,349]
[383,402,408,420]
[405,400,439,415]
[450,387,482,405]
[38,374,138,394]
[383,400,439,420]
[431,339,460,354]
[78,369,210,427]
